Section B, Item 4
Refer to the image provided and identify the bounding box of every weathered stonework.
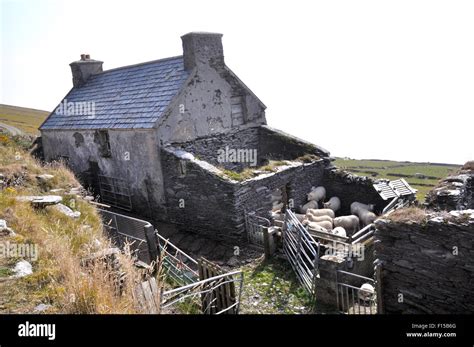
[374,213,474,314]
[161,143,327,242]
[322,167,386,215]
[426,170,474,211]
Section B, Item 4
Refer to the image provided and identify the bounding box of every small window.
[178,160,187,177]
[231,95,246,126]
[95,130,111,157]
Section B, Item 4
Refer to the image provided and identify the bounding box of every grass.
[386,206,428,223]
[0,104,49,135]
[221,160,289,181]
[333,158,461,201]
[0,132,150,313]
[239,257,315,314]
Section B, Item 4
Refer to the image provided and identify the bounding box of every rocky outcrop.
[426,165,474,211]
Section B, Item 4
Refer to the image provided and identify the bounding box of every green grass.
[240,258,315,314]
[0,104,49,135]
[334,158,461,201]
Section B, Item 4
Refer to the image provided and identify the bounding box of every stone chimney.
[181,32,224,71]
[69,54,103,87]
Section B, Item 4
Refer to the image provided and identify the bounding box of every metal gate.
[283,210,320,295]
[99,209,156,264]
[98,174,132,211]
[335,270,377,314]
[244,211,271,248]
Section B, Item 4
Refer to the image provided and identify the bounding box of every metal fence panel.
[335,270,377,315]
[283,210,320,296]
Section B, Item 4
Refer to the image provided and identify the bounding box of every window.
[178,160,187,177]
[95,130,111,157]
[231,95,246,126]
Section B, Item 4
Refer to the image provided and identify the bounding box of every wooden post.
[144,225,159,265]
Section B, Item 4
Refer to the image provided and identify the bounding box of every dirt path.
[0,122,24,136]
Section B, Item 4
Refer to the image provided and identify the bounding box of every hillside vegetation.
[0,132,149,313]
[0,104,49,135]
[334,158,460,201]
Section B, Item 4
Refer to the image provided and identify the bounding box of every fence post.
[263,226,271,260]
[144,225,159,265]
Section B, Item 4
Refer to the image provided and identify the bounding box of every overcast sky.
[1,0,473,164]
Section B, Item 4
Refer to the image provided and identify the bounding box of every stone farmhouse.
[40,32,384,242]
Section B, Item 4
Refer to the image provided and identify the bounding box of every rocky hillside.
[0,131,148,313]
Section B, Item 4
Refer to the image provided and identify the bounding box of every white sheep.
[293,213,308,223]
[350,202,374,216]
[323,196,341,213]
[306,214,333,224]
[358,283,375,301]
[330,226,347,238]
[359,210,377,227]
[333,215,360,235]
[304,221,327,233]
[307,208,335,219]
[307,220,332,232]
[307,186,326,203]
[299,200,319,214]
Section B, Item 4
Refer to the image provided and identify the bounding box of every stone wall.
[258,125,330,161]
[426,170,474,211]
[161,146,326,242]
[322,167,387,215]
[41,129,166,219]
[172,125,332,173]
[315,241,376,309]
[172,127,261,171]
[374,212,474,314]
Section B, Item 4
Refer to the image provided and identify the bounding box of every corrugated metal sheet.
[373,179,417,200]
[40,56,189,130]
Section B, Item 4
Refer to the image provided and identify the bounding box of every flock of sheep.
[293,186,378,238]
[271,186,377,305]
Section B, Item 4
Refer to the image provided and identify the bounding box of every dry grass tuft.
[461,161,474,172]
[387,206,428,223]
[0,133,154,314]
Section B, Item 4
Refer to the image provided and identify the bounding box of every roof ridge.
[95,55,184,76]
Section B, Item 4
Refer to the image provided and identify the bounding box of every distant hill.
[0,104,49,135]
[334,158,461,201]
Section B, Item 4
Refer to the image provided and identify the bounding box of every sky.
[1,0,473,164]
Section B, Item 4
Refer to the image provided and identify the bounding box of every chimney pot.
[80,54,86,60]
[85,54,90,59]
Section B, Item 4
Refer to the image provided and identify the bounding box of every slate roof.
[40,56,189,130]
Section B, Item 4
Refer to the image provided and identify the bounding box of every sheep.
[323,196,341,213]
[307,186,326,203]
[306,220,332,232]
[294,213,308,223]
[306,214,333,224]
[358,283,375,301]
[333,215,360,235]
[350,202,374,216]
[330,226,347,238]
[299,200,319,214]
[359,210,377,227]
[307,208,335,219]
